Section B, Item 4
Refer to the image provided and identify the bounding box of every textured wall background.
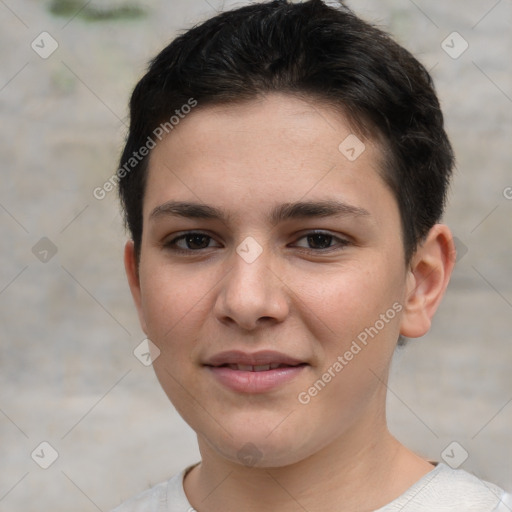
[0,1,511,510]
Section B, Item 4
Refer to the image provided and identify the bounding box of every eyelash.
[163,231,350,255]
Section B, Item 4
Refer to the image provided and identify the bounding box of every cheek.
[292,260,402,342]
[139,261,212,345]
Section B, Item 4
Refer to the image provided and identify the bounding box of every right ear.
[124,240,148,335]
[399,224,455,338]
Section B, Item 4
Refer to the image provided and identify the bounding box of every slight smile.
[204,350,310,394]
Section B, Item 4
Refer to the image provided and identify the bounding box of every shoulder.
[110,479,168,512]
[494,491,512,512]
[378,463,511,512]
[109,465,197,512]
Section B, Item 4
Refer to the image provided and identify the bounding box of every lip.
[204,350,305,367]
[204,350,308,394]
[206,365,307,393]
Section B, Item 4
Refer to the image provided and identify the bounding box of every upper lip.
[204,350,306,367]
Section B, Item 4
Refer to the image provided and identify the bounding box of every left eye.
[294,231,349,251]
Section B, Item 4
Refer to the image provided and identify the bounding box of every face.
[125,93,422,468]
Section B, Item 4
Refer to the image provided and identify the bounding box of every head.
[120,0,455,468]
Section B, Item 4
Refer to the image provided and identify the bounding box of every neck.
[184,415,434,512]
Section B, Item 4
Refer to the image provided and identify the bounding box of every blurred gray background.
[0,0,511,510]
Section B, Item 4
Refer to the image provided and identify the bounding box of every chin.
[200,416,319,469]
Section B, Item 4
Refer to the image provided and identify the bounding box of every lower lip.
[206,365,307,394]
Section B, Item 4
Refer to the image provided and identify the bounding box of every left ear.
[400,224,456,338]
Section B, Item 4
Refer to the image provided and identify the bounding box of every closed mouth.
[204,350,308,369]
[218,363,307,372]
[205,352,309,393]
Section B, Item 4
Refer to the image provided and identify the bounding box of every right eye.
[163,231,222,253]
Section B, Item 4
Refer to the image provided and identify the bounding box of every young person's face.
[125,93,450,467]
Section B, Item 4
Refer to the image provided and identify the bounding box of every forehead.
[153,93,373,164]
[143,93,396,226]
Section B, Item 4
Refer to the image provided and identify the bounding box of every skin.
[124,93,455,512]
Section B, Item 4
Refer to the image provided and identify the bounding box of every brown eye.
[164,232,221,252]
[182,233,211,250]
[294,231,350,252]
[306,233,334,249]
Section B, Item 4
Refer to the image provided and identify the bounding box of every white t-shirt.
[111,462,512,512]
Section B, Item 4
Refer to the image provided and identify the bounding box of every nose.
[213,241,290,331]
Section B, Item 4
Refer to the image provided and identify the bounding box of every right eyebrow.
[149,201,230,222]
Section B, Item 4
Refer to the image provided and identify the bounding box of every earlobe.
[124,240,148,334]
[400,224,455,339]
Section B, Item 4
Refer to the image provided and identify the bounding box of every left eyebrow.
[148,199,370,225]
[270,200,370,226]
